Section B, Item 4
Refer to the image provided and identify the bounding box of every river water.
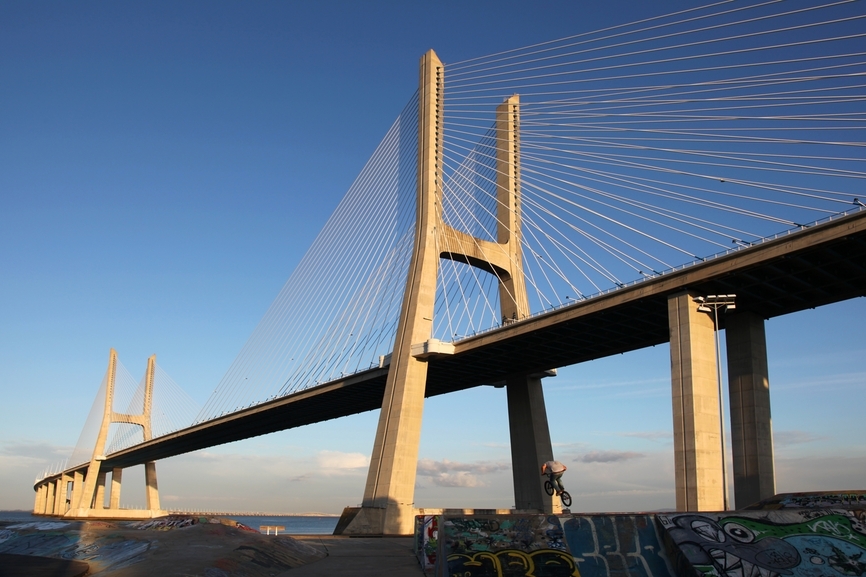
[0,510,338,535]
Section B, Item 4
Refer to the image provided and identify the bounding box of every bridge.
[33,2,866,535]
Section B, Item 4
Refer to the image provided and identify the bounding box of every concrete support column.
[668,291,725,511]
[109,468,123,509]
[725,311,776,509]
[44,484,53,515]
[59,474,72,514]
[93,471,107,509]
[45,482,56,515]
[53,479,65,515]
[507,375,558,513]
[41,484,51,515]
[34,484,46,514]
[70,471,85,510]
[145,462,160,510]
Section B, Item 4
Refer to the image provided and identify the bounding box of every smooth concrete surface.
[145,461,160,510]
[289,536,423,576]
[109,467,122,509]
[92,470,106,510]
[726,310,776,508]
[44,482,55,516]
[668,291,724,511]
[70,471,84,511]
[62,508,169,520]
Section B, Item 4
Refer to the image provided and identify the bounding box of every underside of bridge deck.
[92,211,866,474]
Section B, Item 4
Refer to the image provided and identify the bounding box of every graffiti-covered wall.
[418,492,866,577]
[563,515,675,577]
[659,509,866,577]
[433,514,576,577]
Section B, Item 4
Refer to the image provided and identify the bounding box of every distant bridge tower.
[35,349,166,519]
[344,50,557,535]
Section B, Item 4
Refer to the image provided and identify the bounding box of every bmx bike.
[543,479,572,507]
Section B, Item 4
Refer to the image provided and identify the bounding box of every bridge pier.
[45,481,56,515]
[58,473,71,514]
[668,291,725,511]
[344,52,557,535]
[70,470,84,510]
[33,484,43,514]
[93,471,106,509]
[109,468,123,509]
[725,311,775,508]
[345,49,444,536]
[507,375,558,513]
[145,462,160,510]
[668,293,777,511]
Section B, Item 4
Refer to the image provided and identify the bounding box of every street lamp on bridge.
[692,293,736,511]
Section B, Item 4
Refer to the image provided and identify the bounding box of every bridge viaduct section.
[32,48,866,529]
[33,350,166,519]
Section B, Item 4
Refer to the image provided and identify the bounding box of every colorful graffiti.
[417,514,439,571]
[660,510,866,577]
[130,516,198,531]
[433,515,572,577]
[562,515,675,577]
[447,548,579,577]
[442,516,566,554]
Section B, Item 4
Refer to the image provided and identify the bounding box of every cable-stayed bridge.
[34,1,866,535]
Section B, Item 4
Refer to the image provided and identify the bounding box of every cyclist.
[541,459,567,495]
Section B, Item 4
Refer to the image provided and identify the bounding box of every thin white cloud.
[417,458,510,488]
[619,431,672,442]
[550,377,667,392]
[316,450,369,471]
[1,441,71,461]
[774,430,827,447]
[772,371,866,392]
[578,450,645,463]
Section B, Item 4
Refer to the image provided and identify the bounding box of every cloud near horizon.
[578,450,645,463]
[619,431,672,442]
[773,430,827,447]
[417,458,510,488]
[316,450,369,472]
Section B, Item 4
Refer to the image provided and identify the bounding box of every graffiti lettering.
[448,549,579,577]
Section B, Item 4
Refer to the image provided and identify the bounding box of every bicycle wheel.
[543,480,554,496]
[560,491,572,508]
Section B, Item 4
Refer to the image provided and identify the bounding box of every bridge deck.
[50,210,866,481]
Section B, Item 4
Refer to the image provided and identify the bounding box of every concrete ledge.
[62,508,169,520]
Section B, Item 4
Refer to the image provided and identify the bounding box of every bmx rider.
[541,459,567,495]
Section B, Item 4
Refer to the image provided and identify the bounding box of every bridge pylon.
[35,349,167,519]
[343,50,557,536]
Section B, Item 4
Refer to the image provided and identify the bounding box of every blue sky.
[1,1,864,514]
